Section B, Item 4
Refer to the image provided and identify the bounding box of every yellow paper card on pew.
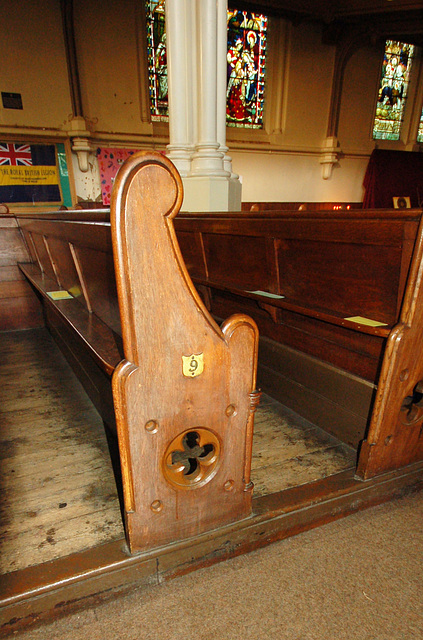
[344,315,388,327]
[248,290,285,299]
[47,290,74,300]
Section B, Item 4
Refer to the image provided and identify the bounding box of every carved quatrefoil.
[163,428,221,489]
[401,380,423,426]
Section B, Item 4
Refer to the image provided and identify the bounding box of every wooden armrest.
[18,262,123,375]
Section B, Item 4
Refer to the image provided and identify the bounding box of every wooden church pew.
[174,208,423,479]
[241,201,363,212]
[1,154,423,630]
[10,197,423,483]
[6,179,423,485]
[6,152,260,554]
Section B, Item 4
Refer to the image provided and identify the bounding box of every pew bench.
[2,155,423,629]
[3,154,423,545]
[14,200,423,485]
[241,201,363,212]
[7,152,260,555]
[174,208,423,479]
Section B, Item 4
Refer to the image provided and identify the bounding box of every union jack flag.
[0,143,33,166]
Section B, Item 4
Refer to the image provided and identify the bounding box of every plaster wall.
[73,0,151,135]
[2,1,419,206]
[232,151,367,203]
[0,0,71,131]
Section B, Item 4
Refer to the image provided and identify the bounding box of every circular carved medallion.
[163,428,221,490]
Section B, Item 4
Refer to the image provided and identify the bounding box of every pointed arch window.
[145,2,268,128]
[373,40,415,141]
[226,10,268,128]
[145,1,168,121]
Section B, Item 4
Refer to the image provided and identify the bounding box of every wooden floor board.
[252,395,356,496]
[0,328,356,576]
[1,505,124,574]
[0,406,102,439]
[0,329,123,575]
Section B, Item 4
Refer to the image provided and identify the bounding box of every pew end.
[110,152,260,552]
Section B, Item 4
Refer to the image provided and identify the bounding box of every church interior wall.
[231,150,367,202]
[0,0,71,134]
[73,0,153,138]
[0,0,421,206]
[337,45,382,155]
[275,21,334,148]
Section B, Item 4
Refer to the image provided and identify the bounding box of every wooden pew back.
[175,210,420,380]
[18,212,122,337]
[241,201,363,212]
[175,208,423,480]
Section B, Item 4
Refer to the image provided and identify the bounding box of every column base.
[181,175,242,212]
[166,145,195,177]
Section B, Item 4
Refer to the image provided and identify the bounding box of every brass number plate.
[182,353,204,378]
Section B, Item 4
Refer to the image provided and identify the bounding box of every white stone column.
[165,0,242,210]
[216,0,232,176]
[189,0,226,177]
[165,0,195,176]
[216,0,242,208]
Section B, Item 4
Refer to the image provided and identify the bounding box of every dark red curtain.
[363,149,423,208]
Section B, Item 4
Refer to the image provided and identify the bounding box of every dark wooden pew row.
[173,208,423,480]
[241,201,363,212]
[8,152,260,554]
[0,205,44,332]
[8,185,423,486]
[4,154,423,528]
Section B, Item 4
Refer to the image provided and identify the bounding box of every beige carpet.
[15,489,423,640]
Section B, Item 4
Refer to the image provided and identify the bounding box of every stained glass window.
[145,4,268,128]
[226,10,267,128]
[417,108,423,143]
[373,40,415,141]
[145,1,168,121]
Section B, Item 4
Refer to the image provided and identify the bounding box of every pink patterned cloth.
[96,148,137,205]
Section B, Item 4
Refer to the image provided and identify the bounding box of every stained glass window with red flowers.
[145,3,268,129]
[226,10,268,128]
[417,107,423,143]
